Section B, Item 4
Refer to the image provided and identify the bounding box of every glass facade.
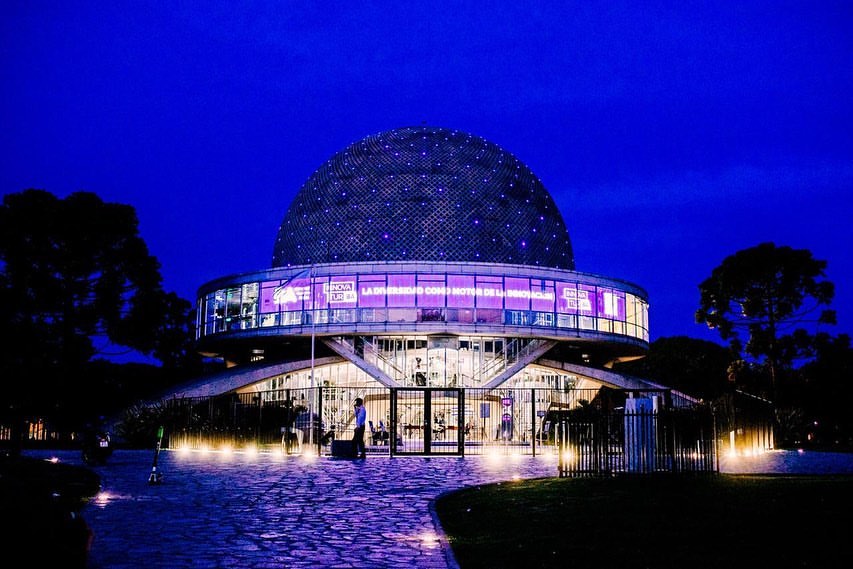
[197,268,649,342]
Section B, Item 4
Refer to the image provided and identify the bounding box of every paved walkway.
[28,447,853,569]
[27,449,558,569]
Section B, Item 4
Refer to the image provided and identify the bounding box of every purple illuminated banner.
[578,285,596,316]
[418,275,446,307]
[475,276,503,309]
[357,275,387,308]
[387,274,417,306]
[264,277,311,312]
[447,274,475,308]
[255,272,628,323]
[326,276,357,308]
[556,282,594,315]
[504,277,530,310]
[311,276,328,309]
[596,288,626,321]
[531,279,555,312]
[260,282,281,313]
[555,282,575,314]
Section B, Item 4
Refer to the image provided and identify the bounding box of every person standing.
[352,398,367,459]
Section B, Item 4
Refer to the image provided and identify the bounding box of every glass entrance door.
[391,388,464,455]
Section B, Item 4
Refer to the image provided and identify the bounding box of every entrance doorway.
[390,388,464,455]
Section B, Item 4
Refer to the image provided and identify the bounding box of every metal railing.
[555,402,717,477]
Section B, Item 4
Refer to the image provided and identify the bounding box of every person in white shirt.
[352,398,367,459]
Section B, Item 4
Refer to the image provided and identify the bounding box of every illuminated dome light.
[272,126,574,269]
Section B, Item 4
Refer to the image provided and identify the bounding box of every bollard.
[148,425,164,484]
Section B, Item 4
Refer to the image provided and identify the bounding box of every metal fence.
[712,390,775,456]
[160,386,718,467]
[555,397,717,477]
[162,387,599,456]
[0,387,766,467]
[162,387,391,454]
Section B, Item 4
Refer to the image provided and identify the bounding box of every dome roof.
[272,126,574,269]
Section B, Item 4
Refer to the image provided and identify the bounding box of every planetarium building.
[166,126,700,462]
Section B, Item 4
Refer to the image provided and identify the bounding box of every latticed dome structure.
[272,126,574,269]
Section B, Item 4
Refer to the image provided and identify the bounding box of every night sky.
[2,2,852,346]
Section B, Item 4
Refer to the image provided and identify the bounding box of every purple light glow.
[258,272,634,324]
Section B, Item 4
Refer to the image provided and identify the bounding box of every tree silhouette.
[696,242,835,400]
[0,189,194,450]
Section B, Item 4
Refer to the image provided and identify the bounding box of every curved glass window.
[198,271,649,342]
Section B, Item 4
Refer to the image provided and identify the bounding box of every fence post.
[531,388,536,457]
[317,386,323,455]
[458,389,466,457]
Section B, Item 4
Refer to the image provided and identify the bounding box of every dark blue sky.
[2,2,852,344]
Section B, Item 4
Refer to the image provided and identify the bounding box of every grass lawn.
[434,474,853,569]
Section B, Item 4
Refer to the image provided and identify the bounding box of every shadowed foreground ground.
[435,474,853,569]
[0,453,101,568]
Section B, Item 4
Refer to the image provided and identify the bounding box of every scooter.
[81,430,113,466]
